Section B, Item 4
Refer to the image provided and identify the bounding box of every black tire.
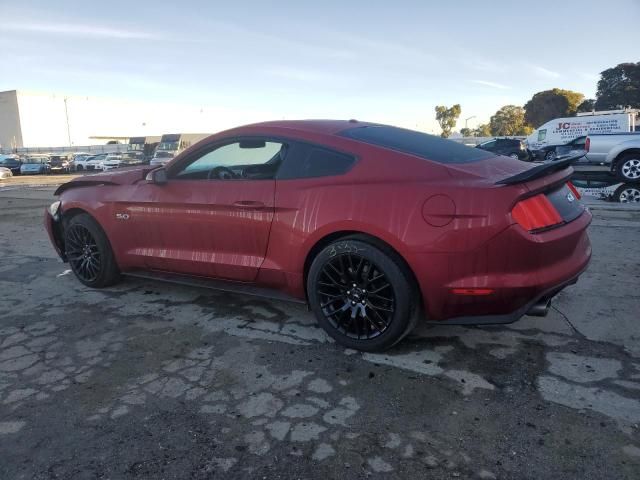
[613,184,640,203]
[64,213,120,288]
[76,164,84,171]
[615,153,640,183]
[545,150,556,161]
[508,153,519,160]
[307,236,419,352]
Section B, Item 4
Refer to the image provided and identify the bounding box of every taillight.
[585,137,590,152]
[566,181,581,200]
[512,194,563,232]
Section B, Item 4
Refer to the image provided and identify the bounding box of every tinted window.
[277,144,355,179]
[340,125,493,164]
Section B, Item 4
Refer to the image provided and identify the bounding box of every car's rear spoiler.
[495,154,583,185]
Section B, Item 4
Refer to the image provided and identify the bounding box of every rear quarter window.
[278,144,355,179]
[339,125,494,164]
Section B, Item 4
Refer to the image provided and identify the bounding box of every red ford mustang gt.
[45,120,591,351]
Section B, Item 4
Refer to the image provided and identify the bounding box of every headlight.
[48,201,61,218]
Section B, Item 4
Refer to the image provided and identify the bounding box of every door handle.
[233,200,266,209]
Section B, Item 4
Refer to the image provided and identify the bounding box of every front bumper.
[44,209,66,261]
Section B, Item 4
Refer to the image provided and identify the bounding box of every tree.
[524,89,585,127]
[460,127,472,137]
[472,124,491,137]
[490,105,533,136]
[435,104,461,138]
[595,62,640,110]
[577,99,596,113]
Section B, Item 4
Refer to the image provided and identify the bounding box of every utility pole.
[465,115,476,130]
[64,97,72,146]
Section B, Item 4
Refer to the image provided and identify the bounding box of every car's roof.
[240,119,377,135]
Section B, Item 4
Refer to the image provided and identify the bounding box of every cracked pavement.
[0,186,639,479]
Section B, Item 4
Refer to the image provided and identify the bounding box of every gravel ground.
[0,185,639,479]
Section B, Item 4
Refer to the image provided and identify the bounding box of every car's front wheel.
[614,184,640,203]
[307,237,419,352]
[545,150,556,161]
[616,154,640,182]
[64,213,120,288]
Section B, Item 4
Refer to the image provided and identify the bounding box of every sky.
[1,0,638,133]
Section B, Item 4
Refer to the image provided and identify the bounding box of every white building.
[0,89,272,150]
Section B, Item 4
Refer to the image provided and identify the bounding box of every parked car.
[570,133,640,182]
[0,166,13,179]
[72,153,93,171]
[476,138,530,161]
[103,151,146,171]
[20,155,51,175]
[49,154,74,173]
[0,155,22,175]
[84,154,108,171]
[45,120,591,352]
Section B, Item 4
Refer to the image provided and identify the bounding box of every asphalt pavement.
[0,184,639,479]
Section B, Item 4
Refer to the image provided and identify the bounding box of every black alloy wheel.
[308,237,418,352]
[66,223,101,283]
[64,213,120,288]
[318,252,395,340]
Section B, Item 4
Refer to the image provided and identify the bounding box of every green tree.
[460,127,472,137]
[524,88,585,127]
[577,99,596,113]
[472,123,491,137]
[490,105,533,136]
[595,62,640,110]
[435,104,461,138]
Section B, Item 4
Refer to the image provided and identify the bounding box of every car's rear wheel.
[545,150,556,161]
[64,213,120,288]
[508,153,519,159]
[616,154,640,182]
[307,237,418,352]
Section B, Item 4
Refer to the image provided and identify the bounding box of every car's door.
[114,138,286,282]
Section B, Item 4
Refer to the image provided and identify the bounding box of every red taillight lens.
[585,137,590,152]
[512,194,563,232]
[566,181,581,200]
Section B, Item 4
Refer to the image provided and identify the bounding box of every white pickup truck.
[559,133,640,182]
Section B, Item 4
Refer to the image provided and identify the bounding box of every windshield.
[26,157,46,164]
[0,158,17,164]
[157,141,179,151]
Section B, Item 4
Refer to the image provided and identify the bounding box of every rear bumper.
[412,209,592,323]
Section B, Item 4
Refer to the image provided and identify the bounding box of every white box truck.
[527,109,639,160]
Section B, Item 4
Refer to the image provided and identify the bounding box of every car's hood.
[55,166,153,195]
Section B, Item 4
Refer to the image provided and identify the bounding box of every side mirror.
[146,168,168,185]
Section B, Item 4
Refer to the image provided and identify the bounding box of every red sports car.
[45,120,591,351]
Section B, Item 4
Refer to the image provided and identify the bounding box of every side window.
[173,140,284,180]
[480,140,497,149]
[277,144,356,179]
[538,129,547,141]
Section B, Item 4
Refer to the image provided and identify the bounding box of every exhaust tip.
[527,298,551,317]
